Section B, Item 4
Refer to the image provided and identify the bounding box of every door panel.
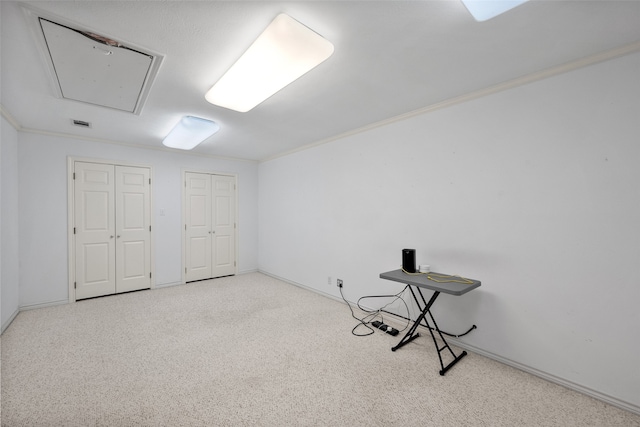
[212,175,236,277]
[84,191,110,230]
[190,195,208,226]
[189,237,209,269]
[122,240,146,277]
[83,243,111,283]
[214,235,231,265]
[75,162,116,300]
[115,166,151,293]
[185,172,212,281]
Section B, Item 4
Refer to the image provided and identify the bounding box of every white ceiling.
[2,1,640,162]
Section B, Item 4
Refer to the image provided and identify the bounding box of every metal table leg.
[392,285,468,375]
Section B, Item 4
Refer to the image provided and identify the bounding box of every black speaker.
[402,249,416,273]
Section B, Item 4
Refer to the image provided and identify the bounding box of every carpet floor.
[1,273,639,426]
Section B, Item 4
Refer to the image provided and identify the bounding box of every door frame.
[67,156,155,303]
[181,169,238,284]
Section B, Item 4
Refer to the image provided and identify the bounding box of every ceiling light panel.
[205,14,334,112]
[462,0,529,22]
[37,17,163,114]
[162,116,220,150]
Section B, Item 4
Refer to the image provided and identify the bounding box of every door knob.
[110,235,114,239]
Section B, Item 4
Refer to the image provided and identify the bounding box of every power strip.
[371,320,399,336]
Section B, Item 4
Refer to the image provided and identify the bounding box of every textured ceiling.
[2,1,640,161]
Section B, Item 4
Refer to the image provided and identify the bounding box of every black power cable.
[341,283,477,339]
[379,309,477,338]
[340,285,412,337]
[356,286,412,333]
[339,285,374,336]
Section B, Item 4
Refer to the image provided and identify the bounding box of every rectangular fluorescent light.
[162,116,220,150]
[462,0,529,22]
[205,14,334,112]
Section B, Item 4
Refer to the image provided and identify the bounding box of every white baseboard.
[19,299,69,311]
[157,271,257,289]
[258,269,640,417]
[154,281,184,289]
[448,338,640,416]
[1,308,20,334]
[259,270,345,305]
[1,299,69,335]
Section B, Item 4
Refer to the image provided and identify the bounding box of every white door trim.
[181,169,238,284]
[67,156,155,303]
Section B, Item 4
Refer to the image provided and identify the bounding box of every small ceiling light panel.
[462,0,529,22]
[205,14,334,112]
[162,116,220,150]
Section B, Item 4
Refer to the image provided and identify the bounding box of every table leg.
[391,290,440,352]
[422,302,468,375]
[392,286,468,375]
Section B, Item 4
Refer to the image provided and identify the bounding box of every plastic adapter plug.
[385,327,399,336]
[371,321,399,336]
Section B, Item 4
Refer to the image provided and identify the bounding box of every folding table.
[379,269,481,375]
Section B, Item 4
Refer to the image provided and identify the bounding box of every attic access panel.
[39,18,158,114]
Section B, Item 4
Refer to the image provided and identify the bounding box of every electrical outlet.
[337,279,343,288]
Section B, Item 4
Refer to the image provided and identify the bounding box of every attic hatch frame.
[22,4,164,116]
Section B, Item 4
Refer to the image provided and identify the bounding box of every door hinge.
[74,282,76,289]
[185,224,187,231]
[234,261,236,267]
[73,227,76,234]
[149,225,151,232]
[185,267,187,274]
[149,178,151,185]
[73,172,76,180]
[150,272,152,279]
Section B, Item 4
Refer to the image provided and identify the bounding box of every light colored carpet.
[1,273,639,426]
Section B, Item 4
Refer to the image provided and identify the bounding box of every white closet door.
[211,175,236,278]
[115,166,151,293]
[185,172,212,281]
[74,162,116,300]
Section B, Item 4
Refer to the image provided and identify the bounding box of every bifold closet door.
[74,162,151,300]
[211,174,236,278]
[74,162,116,300]
[185,172,213,282]
[115,166,151,293]
[185,172,236,282]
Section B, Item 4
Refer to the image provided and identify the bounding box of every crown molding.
[260,40,640,163]
[1,104,22,130]
[0,104,256,164]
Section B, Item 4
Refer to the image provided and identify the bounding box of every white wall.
[1,115,20,331]
[259,52,640,410]
[17,132,259,308]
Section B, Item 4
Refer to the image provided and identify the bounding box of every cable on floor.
[340,285,412,336]
[356,285,412,333]
[339,285,374,336]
